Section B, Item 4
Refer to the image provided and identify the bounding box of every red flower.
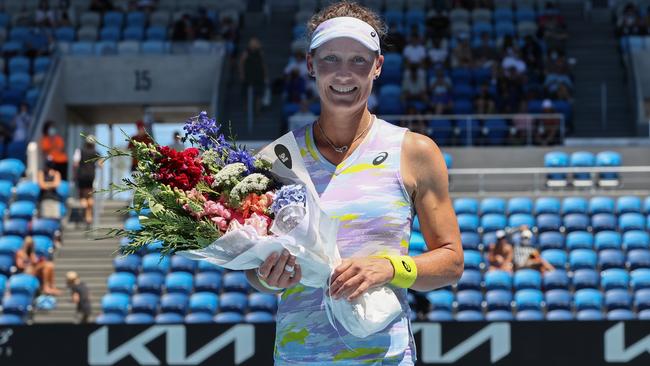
[154,146,204,191]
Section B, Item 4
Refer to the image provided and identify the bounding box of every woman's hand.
[257,249,302,289]
[328,257,394,302]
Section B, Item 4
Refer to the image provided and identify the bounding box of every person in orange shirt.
[40,120,68,180]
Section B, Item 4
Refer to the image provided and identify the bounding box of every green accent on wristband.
[378,255,417,288]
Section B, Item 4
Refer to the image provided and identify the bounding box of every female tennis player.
[245,2,463,365]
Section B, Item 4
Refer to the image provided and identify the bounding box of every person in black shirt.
[66,271,91,323]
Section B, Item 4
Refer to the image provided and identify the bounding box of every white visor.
[309,16,381,54]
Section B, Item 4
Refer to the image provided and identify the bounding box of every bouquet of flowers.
[100,112,402,338]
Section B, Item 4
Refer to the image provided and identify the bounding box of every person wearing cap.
[487,230,514,273]
[128,120,153,171]
[66,271,91,323]
[73,135,102,229]
[246,3,462,365]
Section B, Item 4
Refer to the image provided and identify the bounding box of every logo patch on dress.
[373,152,388,165]
[402,260,411,272]
[275,144,292,169]
[371,31,376,37]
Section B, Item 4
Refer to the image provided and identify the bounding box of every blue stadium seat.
[197,261,224,273]
[452,84,475,100]
[591,213,617,232]
[145,240,163,253]
[617,196,641,214]
[495,21,515,38]
[165,272,194,294]
[455,289,482,311]
[8,273,39,297]
[576,309,603,321]
[544,152,568,186]
[566,231,593,251]
[107,272,136,294]
[451,68,472,85]
[103,11,124,27]
[455,118,480,144]
[595,151,621,185]
[635,289,650,310]
[644,196,650,214]
[589,196,615,215]
[136,272,165,294]
[55,27,76,42]
[95,40,118,55]
[619,213,645,232]
[508,213,535,229]
[607,309,635,320]
[538,231,564,250]
[113,255,141,274]
[594,231,622,251]
[457,214,479,232]
[425,289,454,311]
[142,253,170,274]
[0,159,25,183]
[222,271,250,293]
[482,231,498,247]
[96,313,125,324]
[456,269,482,291]
[462,249,482,270]
[426,310,453,321]
[189,292,219,314]
[34,56,51,74]
[215,312,245,323]
[160,293,189,314]
[543,270,569,290]
[485,289,512,311]
[494,8,514,22]
[412,216,420,232]
[516,309,544,321]
[15,181,40,202]
[142,40,166,54]
[605,289,632,311]
[601,268,629,290]
[536,213,561,233]
[101,293,130,316]
[486,310,514,321]
[146,26,167,41]
[2,293,32,316]
[628,250,650,271]
[546,309,574,321]
[194,272,222,293]
[219,292,248,313]
[570,249,597,270]
[131,293,159,315]
[99,26,121,41]
[31,218,60,238]
[124,217,142,231]
[247,293,277,314]
[185,312,214,323]
[575,289,603,311]
[484,270,512,291]
[545,289,571,311]
[170,255,197,274]
[514,289,543,311]
[570,152,595,186]
[8,73,30,92]
[563,213,589,232]
[409,231,426,254]
[541,249,567,269]
[155,312,184,324]
[454,198,478,215]
[460,232,481,251]
[442,153,453,169]
[514,269,542,290]
[562,197,588,215]
[630,269,650,291]
[429,120,453,145]
[380,53,403,84]
[71,41,95,55]
[0,180,12,203]
[534,197,561,215]
[640,310,650,320]
[623,230,650,250]
[599,249,626,270]
[507,197,533,215]
[455,310,485,321]
[0,255,13,276]
[481,214,506,232]
[8,56,30,74]
[0,235,23,256]
[127,11,147,27]
[125,313,155,324]
[480,198,506,215]
[572,269,599,290]
[9,201,36,220]
[516,7,537,22]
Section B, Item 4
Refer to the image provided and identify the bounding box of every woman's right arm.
[245,250,301,294]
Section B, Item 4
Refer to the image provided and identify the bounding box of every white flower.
[230,173,271,206]
[212,163,247,189]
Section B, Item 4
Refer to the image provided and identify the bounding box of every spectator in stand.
[401,64,428,108]
[10,103,32,144]
[73,135,101,229]
[428,66,453,114]
[128,120,153,171]
[539,5,568,51]
[384,21,406,53]
[473,32,497,69]
[544,50,573,93]
[219,16,239,56]
[38,158,62,219]
[535,99,562,145]
[284,51,309,79]
[427,35,449,67]
[617,3,641,36]
[521,35,544,82]
[474,83,496,114]
[15,236,61,295]
[66,271,91,323]
[511,100,534,145]
[497,65,525,113]
[402,33,427,67]
[487,230,514,273]
[40,121,68,180]
[513,226,555,273]
[169,131,184,152]
[89,0,113,12]
[288,99,316,131]
[194,7,215,40]
[239,37,268,117]
[36,0,57,28]
[451,33,473,68]
[171,14,194,41]
[502,49,527,76]
[425,8,450,38]
[284,68,307,104]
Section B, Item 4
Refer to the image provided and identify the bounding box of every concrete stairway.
[32,200,126,323]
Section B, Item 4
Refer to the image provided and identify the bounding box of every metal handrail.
[28,49,61,141]
[448,166,650,175]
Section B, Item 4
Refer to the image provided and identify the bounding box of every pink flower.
[204,200,232,220]
[244,213,271,236]
[211,216,228,231]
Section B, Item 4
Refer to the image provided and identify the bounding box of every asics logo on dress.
[373,152,388,165]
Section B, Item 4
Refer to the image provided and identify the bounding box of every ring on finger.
[284,264,294,273]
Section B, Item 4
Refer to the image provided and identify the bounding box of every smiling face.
[307,37,383,113]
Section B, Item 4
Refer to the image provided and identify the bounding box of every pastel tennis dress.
[274,118,417,365]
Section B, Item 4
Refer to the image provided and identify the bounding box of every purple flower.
[183,111,227,150]
[270,184,306,215]
[226,148,256,173]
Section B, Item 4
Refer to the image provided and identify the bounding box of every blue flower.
[271,184,306,215]
[226,148,256,173]
[183,111,226,150]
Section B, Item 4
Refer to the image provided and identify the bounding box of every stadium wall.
[0,322,648,365]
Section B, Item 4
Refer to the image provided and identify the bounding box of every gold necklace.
[316,116,374,154]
